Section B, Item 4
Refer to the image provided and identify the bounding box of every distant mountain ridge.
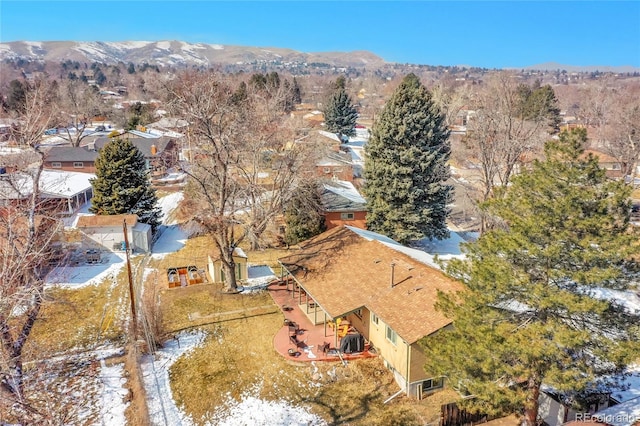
[0,40,386,68]
[519,62,639,73]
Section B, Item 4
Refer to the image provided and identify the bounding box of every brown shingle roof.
[76,214,139,228]
[279,226,464,344]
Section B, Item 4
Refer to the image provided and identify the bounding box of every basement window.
[422,377,444,392]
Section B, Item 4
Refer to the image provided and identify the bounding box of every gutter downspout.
[406,340,411,397]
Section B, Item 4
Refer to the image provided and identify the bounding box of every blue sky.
[1,1,639,69]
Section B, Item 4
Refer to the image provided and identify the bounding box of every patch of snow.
[45,252,127,289]
[207,386,327,426]
[151,224,188,259]
[157,192,184,225]
[592,397,640,426]
[99,359,129,425]
[73,43,111,62]
[210,44,224,50]
[207,389,327,426]
[156,41,171,50]
[141,331,206,426]
[587,287,640,314]
[108,41,152,49]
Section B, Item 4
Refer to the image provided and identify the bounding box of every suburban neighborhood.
[1,10,640,426]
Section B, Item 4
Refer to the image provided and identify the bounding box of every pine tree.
[422,128,640,426]
[363,73,452,244]
[323,87,358,142]
[90,138,161,233]
[284,180,326,245]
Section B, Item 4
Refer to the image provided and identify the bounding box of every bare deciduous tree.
[56,79,111,147]
[1,79,63,421]
[464,72,555,202]
[167,71,307,292]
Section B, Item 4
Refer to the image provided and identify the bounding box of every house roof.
[77,214,139,228]
[278,226,464,344]
[317,151,354,167]
[44,146,99,163]
[209,247,248,261]
[94,136,173,157]
[583,149,619,164]
[321,180,366,212]
[0,170,94,200]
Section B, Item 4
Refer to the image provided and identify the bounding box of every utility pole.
[123,219,137,339]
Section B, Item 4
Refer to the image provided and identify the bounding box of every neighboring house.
[278,225,464,399]
[582,149,623,179]
[321,180,367,230]
[0,169,94,215]
[207,248,249,284]
[44,146,98,173]
[316,151,354,182]
[76,214,152,253]
[94,134,178,178]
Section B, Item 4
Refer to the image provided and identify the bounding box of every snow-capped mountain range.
[0,40,386,68]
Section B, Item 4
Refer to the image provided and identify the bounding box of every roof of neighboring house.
[583,149,619,164]
[94,136,173,157]
[321,180,366,212]
[592,397,640,426]
[44,146,99,163]
[209,247,248,261]
[0,170,94,200]
[76,214,139,228]
[278,226,464,344]
[317,151,354,167]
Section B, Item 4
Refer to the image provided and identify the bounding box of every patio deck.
[267,280,377,363]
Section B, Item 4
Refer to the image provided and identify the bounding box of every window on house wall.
[323,167,331,173]
[340,212,355,220]
[386,325,397,345]
[51,162,62,168]
[371,312,379,325]
[421,377,444,392]
[612,163,621,170]
[354,309,362,319]
[73,162,84,168]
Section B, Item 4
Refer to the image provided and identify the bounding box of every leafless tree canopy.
[1,79,65,421]
[463,72,555,202]
[167,71,311,291]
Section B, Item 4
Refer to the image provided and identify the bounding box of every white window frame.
[340,212,355,220]
[371,312,379,326]
[385,325,397,346]
[51,162,62,168]
[73,162,84,168]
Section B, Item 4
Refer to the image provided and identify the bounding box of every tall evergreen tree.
[90,138,161,233]
[363,73,452,244]
[323,87,358,142]
[422,128,640,426]
[283,180,326,246]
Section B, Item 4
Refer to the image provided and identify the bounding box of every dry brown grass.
[26,272,129,355]
[160,274,455,425]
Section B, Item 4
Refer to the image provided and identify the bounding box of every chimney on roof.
[390,262,396,288]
